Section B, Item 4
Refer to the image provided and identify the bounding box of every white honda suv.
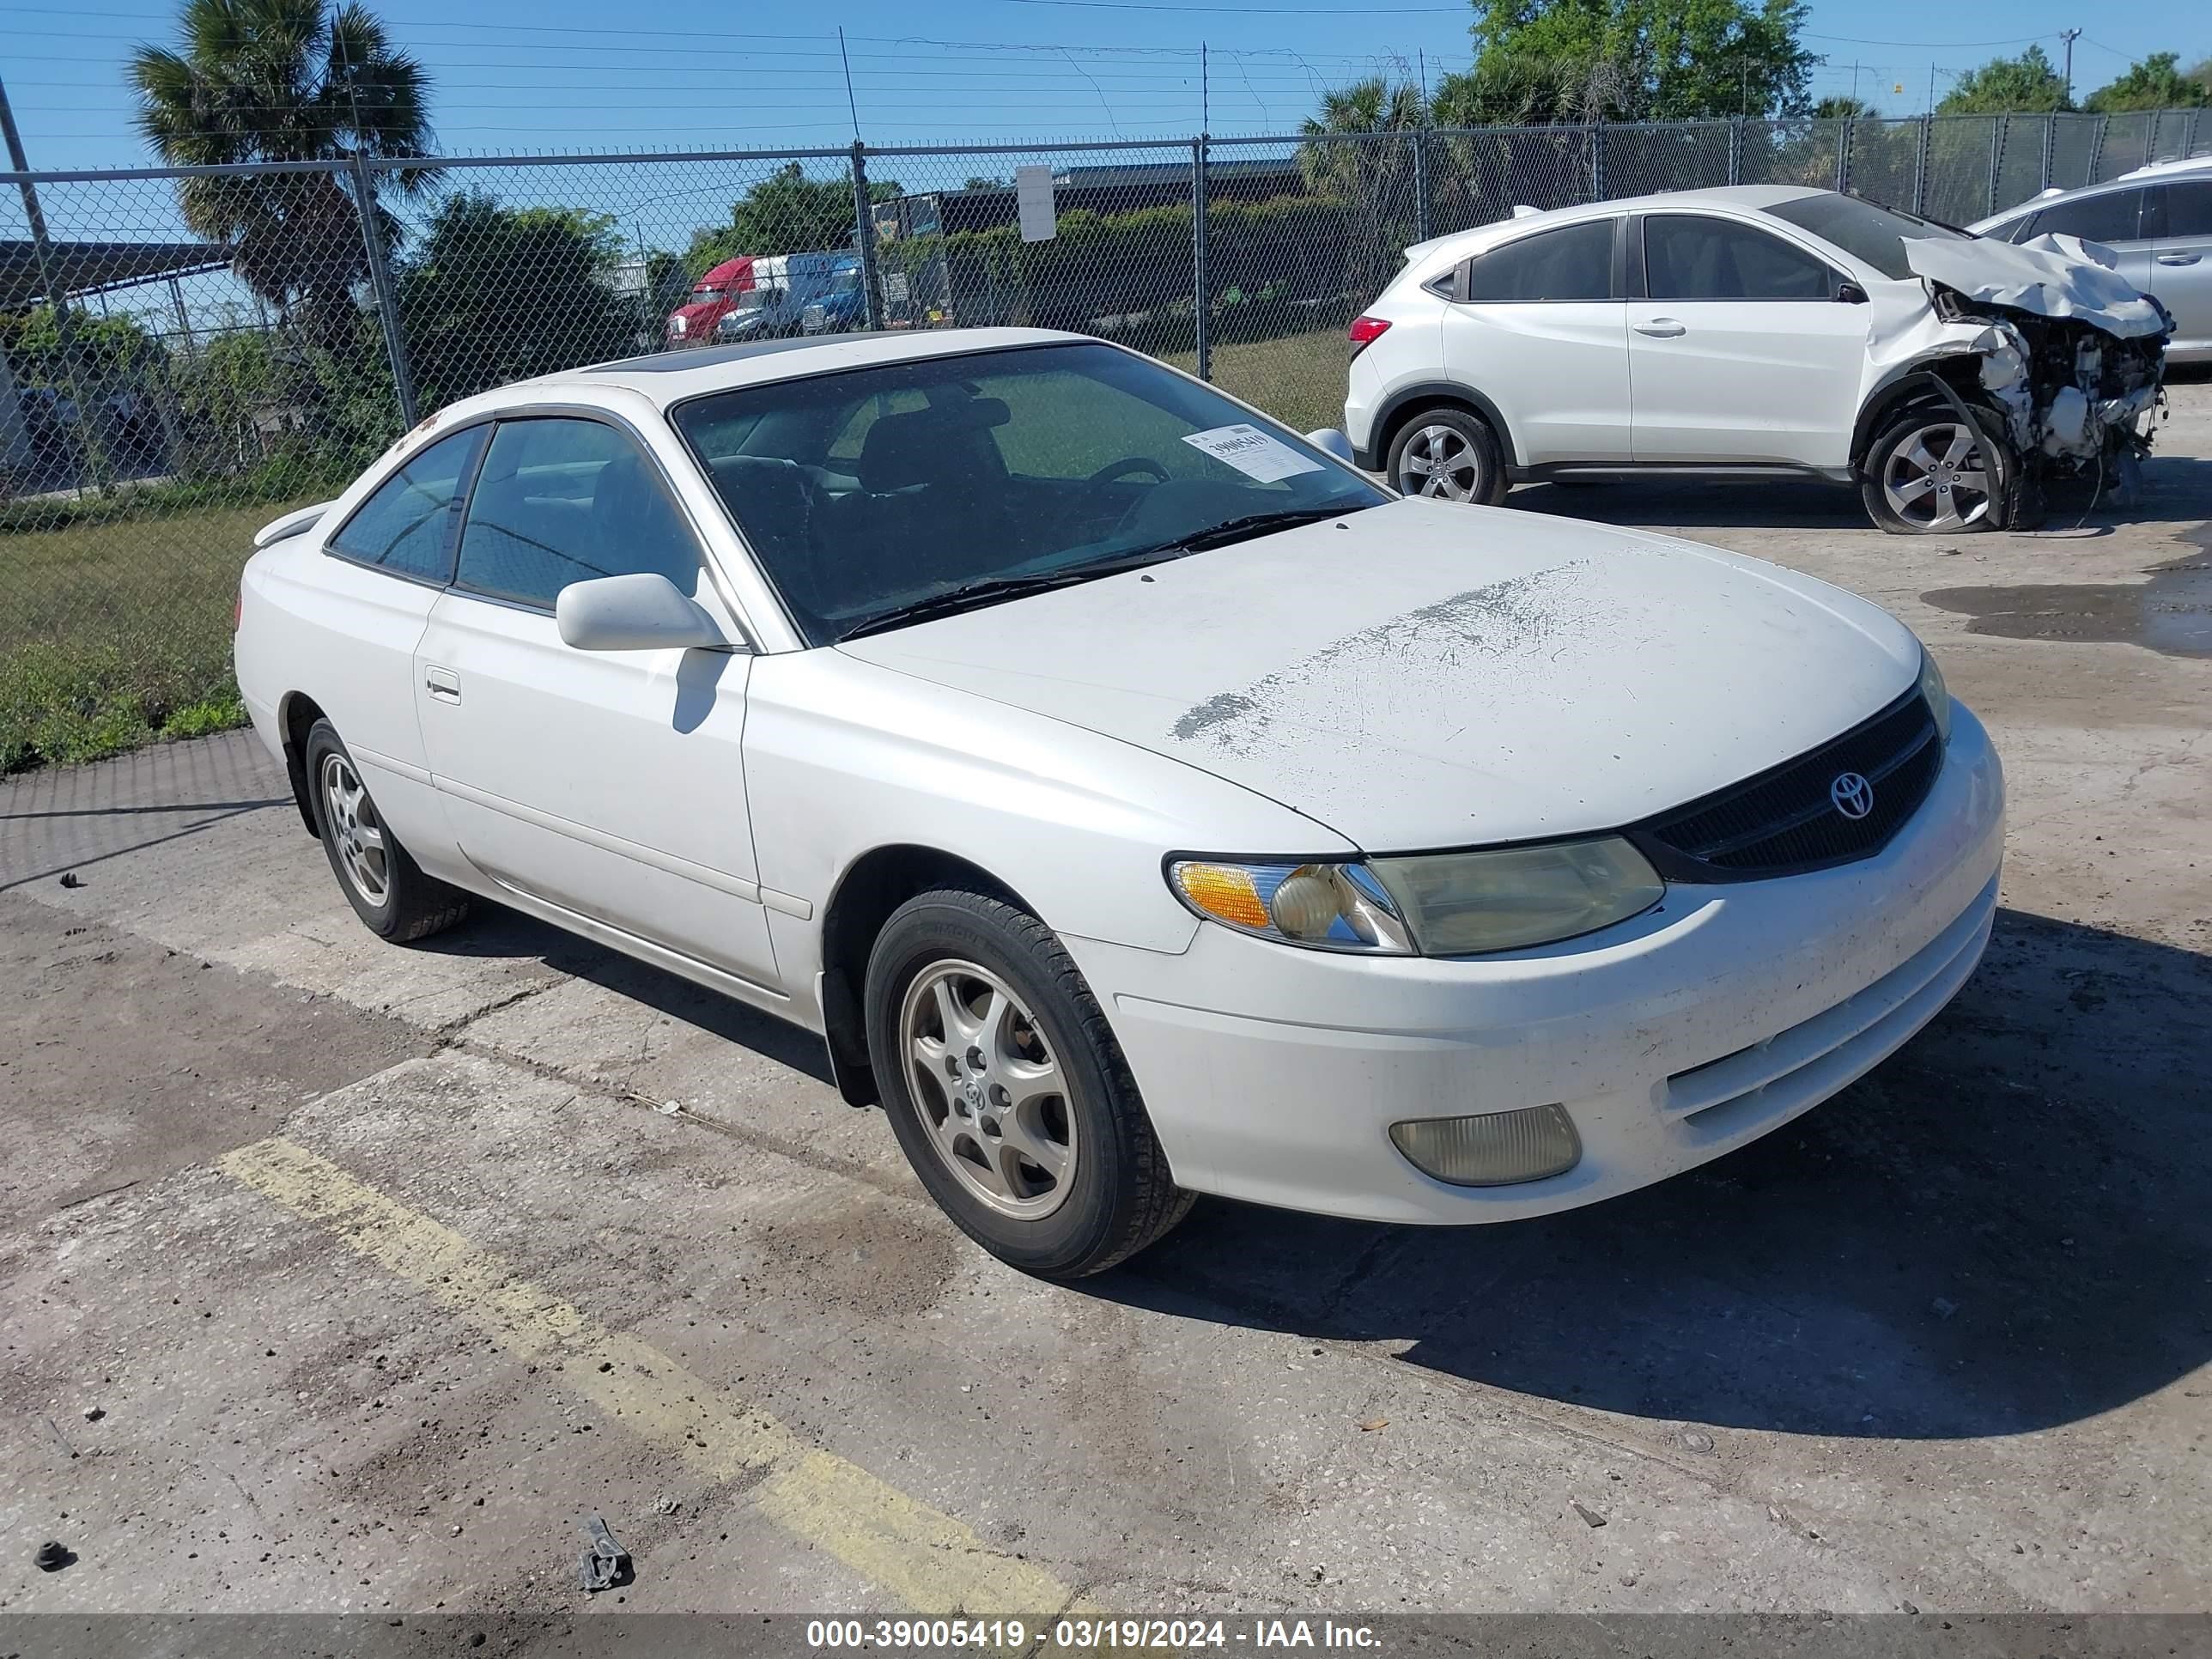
[1344,185,2169,532]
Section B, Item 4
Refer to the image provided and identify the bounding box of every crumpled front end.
[1892,232,2172,510]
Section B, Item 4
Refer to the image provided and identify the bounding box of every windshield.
[673,341,1385,644]
[1761,191,1970,280]
[731,288,777,311]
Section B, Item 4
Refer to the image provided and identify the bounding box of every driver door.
[413,414,780,992]
[1628,214,1869,470]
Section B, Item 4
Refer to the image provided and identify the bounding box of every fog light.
[1390,1104,1581,1187]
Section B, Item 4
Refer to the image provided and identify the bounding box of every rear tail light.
[233,586,244,632]
[1348,315,1391,359]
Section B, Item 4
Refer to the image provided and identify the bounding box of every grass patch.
[0,493,309,773]
[1164,327,1348,438]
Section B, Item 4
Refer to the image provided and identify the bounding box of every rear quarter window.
[325,426,486,583]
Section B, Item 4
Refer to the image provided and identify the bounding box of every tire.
[1387,406,1509,506]
[303,719,471,944]
[864,889,1193,1278]
[1861,408,2001,535]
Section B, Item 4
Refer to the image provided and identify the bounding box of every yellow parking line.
[220,1135,1091,1619]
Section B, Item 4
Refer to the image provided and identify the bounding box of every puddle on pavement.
[1923,556,2212,657]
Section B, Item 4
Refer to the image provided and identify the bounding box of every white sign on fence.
[1016,164,1059,243]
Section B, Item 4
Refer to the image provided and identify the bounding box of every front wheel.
[864,890,1192,1278]
[1388,408,1509,506]
[1861,410,1997,534]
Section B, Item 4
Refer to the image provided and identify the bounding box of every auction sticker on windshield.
[1182,424,1324,483]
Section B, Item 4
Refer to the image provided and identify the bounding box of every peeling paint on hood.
[838,500,1921,851]
[1903,234,2168,338]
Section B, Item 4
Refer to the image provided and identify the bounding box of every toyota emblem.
[1830,771,1875,821]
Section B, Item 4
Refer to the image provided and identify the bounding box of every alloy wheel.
[1398,422,1487,501]
[899,959,1075,1220]
[1881,421,1991,531]
[319,752,389,905]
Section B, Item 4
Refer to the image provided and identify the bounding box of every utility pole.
[1200,43,1207,136]
[2059,28,2081,105]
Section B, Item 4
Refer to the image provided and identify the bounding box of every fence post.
[1191,133,1211,382]
[1590,118,1605,200]
[346,156,417,429]
[1835,118,1851,193]
[1728,116,1742,186]
[850,142,885,333]
[2088,115,2108,182]
[2039,112,2057,191]
[1985,118,2002,221]
[1914,115,1930,215]
[2144,114,2159,167]
[1413,124,1432,241]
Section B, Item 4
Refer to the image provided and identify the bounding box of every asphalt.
[2,384,2209,1625]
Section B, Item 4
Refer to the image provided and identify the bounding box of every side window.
[455,418,703,610]
[1644,216,1835,301]
[1463,220,1615,302]
[2033,188,2144,245]
[325,427,486,582]
[2148,180,2212,240]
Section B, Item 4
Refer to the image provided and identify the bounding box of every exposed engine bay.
[1890,232,2172,522]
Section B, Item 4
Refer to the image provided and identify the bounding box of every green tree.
[1297,79,1428,307]
[397,190,640,408]
[1938,46,2072,114]
[2084,52,2209,113]
[1814,95,1883,119]
[685,162,902,271]
[1455,0,1815,122]
[128,0,436,339]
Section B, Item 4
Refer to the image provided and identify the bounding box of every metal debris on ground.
[1571,1501,1608,1528]
[58,872,82,889]
[577,1512,630,1593]
[35,1540,73,1572]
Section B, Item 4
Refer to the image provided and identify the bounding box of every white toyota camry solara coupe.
[235,327,2005,1277]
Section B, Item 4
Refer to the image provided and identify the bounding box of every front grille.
[1630,691,1941,881]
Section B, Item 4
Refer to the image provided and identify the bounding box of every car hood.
[837,500,1921,851]
[1904,233,2170,338]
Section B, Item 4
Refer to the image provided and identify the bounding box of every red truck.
[665,256,758,345]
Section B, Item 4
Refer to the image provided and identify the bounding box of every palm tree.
[1297,78,1428,307]
[129,0,434,338]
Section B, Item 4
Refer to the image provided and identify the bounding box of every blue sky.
[1,0,2200,173]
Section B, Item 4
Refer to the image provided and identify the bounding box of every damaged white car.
[1345,185,2172,532]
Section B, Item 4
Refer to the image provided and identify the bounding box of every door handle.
[424,666,461,704]
[2156,252,2202,266]
[1634,319,1686,337]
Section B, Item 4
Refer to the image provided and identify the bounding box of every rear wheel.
[304,719,471,943]
[865,889,1192,1278]
[1862,410,1996,534]
[1387,408,1509,506]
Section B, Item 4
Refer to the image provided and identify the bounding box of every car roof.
[477,326,1097,415]
[2117,154,2212,183]
[1407,183,1826,262]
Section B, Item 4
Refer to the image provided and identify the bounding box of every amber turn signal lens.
[1170,861,1271,930]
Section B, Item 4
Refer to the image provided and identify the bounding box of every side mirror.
[1836,280,1869,305]
[1303,428,1358,465]
[556,573,728,653]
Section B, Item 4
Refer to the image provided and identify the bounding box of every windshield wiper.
[1135,503,1364,558]
[836,552,1176,641]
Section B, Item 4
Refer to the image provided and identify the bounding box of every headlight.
[1168,860,1414,953]
[1917,645,1953,744]
[1370,837,1664,955]
[1168,835,1663,957]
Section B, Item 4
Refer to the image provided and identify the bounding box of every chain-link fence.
[5,105,2209,770]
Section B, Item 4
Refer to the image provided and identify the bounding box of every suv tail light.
[233,586,244,632]
[1348,315,1391,359]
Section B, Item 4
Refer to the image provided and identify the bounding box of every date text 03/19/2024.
[803,1620,1383,1650]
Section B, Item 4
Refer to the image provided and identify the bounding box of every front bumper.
[1067,703,2006,1224]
